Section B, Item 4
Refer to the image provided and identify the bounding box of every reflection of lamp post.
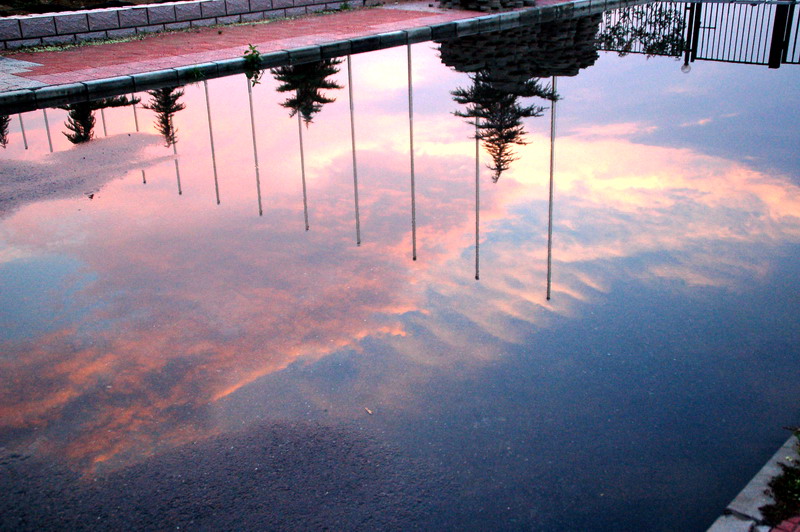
[297,113,310,231]
[18,114,28,149]
[347,55,361,246]
[100,108,107,136]
[408,43,417,261]
[132,94,140,131]
[204,80,220,205]
[42,109,53,153]
[247,79,263,216]
[172,119,182,196]
[475,119,480,281]
[546,77,557,301]
[132,94,146,184]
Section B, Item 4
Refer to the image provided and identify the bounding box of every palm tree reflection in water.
[143,87,186,195]
[271,59,344,230]
[453,72,557,182]
[60,96,140,145]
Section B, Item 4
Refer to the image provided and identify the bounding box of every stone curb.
[707,434,799,531]
[0,0,643,113]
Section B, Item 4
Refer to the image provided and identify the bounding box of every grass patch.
[760,429,800,526]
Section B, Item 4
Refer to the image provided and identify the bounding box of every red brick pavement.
[774,515,800,532]
[2,4,483,86]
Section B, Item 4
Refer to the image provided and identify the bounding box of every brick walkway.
[0,3,483,91]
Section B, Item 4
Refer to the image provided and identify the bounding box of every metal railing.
[597,1,799,68]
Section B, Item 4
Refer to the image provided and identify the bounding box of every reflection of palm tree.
[271,59,344,229]
[143,87,186,147]
[271,59,343,124]
[0,115,9,148]
[60,96,140,144]
[452,71,557,182]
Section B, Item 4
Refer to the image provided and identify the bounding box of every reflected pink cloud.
[2,58,799,475]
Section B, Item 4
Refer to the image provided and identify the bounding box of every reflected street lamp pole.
[172,117,182,196]
[18,114,28,149]
[408,43,417,261]
[132,94,147,184]
[475,119,480,281]
[298,113,310,231]
[347,55,361,246]
[100,108,108,136]
[247,78,264,216]
[42,109,53,153]
[546,77,557,301]
[204,80,221,205]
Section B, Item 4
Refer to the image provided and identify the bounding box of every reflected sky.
[1,12,800,530]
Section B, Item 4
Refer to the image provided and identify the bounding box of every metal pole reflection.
[408,43,417,261]
[100,108,108,137]
[475,119,480,281]
[42,109,53,153]
[204,80,220,205]
[546,77,557,301]
[172,123,182,196]
[347,55,361,246]
[18,114,28,149]
[298,114,309,231]
[247,79,263,216]
[132,94,140,132]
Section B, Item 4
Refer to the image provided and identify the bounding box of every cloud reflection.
[1,61,799,474]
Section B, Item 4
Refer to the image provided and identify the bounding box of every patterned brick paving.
[774,516,800,532]
[0,3,482,88]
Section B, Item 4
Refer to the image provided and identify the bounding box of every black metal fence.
[597,1,799,68]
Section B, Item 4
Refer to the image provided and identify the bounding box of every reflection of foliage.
[271,59,343,125]
[243,44,264,86]
[143,87,186,147]
[60,96,140,144]
[597,4,686,57]
[453,71,557,182]
[0,115,9,148]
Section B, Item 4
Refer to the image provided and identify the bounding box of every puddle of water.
[1,4,800,530]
